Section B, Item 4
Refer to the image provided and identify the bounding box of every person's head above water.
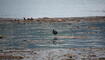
[52,29,58,35]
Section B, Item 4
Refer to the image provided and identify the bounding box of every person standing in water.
[52,29,58,44]
[52,29,58,35]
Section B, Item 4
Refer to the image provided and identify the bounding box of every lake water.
[0,21,105,48]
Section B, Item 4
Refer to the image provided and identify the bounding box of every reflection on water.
[0,21,105,48]
[52,37,58,45]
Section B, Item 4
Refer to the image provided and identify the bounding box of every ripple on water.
[0,21,105,48]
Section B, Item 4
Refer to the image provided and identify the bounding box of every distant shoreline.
[0,16,105,23]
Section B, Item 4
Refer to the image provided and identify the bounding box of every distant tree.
[30,17,34,20]
[23,17,26,20]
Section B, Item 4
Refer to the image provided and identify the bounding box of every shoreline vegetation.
[0,16,105,23]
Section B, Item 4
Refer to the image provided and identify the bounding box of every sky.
[0,0,105,18]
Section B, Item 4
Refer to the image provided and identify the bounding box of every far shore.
[0,16,105,23]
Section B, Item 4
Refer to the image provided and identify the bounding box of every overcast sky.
[0,0,105,18]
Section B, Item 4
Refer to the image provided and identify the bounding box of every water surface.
[0,21,105,48]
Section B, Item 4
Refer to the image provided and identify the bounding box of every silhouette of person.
[52,29,58,35]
